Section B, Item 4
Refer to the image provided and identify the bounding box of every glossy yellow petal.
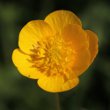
[19,20,53,54]
[86,30,98,64]
[12,49,43,79]
[61,24,90,76]
[62,24,89,50]
[45,10,82,33]
[72,49,90,76]
[38,75,79,92]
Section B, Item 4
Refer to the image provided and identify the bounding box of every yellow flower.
[12,10,98,92]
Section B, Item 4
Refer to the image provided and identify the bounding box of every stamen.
[28,36,74,80]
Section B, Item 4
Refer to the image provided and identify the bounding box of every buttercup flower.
[12,10,98,92]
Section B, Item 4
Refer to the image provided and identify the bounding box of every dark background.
[0,0,110,110]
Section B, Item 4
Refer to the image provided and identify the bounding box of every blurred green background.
[0,0,110,110]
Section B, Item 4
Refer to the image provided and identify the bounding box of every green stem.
[56,93,61,110]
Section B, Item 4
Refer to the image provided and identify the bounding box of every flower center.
[29,36,74,78]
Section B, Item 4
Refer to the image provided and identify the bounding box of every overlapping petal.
[61,24,91,76]
[38,75,79,92]
[45,10,82,33]
[19,20,53,54]
[72,49,90,76]
[62,24,89,50]
[86,30,98,64]
[12,49,43,79]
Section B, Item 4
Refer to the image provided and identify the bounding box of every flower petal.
[45,10,82,33]
[37,75,79,92]
[19,20,53,54]
[72,49,90,76]
[62,24,89,50]
[61,24,91,76]
[12,49,43,79]
[86,30,98,64]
